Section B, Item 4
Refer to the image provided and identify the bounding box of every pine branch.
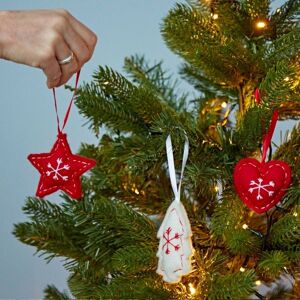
[266,28,300,66]
[208,270,256,300]
[68,272,173,300]
[274,124,300,186]
[270,0,300,37]
[124,55,189,112]
[162,3,263,89]
[235,105,272,153]
[76,82,147,135]
[269,206,300,250]
[180,63,238,99]
[260,60,300,106]
[111,245,156,274]
[211,192,261,255]
[43,285,71,300]
[258,250,289,279]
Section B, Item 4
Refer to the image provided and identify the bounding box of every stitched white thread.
[235,160,290,212]
[31,135,90,196]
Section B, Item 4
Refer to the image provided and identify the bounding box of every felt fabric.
[157,200,193,283]
[28,132,96,199]
[233,158,291,214]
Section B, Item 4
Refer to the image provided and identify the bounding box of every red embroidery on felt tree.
[163,227,182,254]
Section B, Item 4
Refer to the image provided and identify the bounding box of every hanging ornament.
[233,90,291,214]
[28,72,96,199]
[156,134,194,283]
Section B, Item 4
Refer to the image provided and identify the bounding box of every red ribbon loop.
[254,88,261,104]
[261,110,279,163]
[52,70,81,133]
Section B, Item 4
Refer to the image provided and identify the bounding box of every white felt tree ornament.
[156,135,194,283]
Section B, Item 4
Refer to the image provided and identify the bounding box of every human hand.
[0,9,97,88]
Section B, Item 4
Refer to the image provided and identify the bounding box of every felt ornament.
[156,135,193,283]
[28,71,96,199]
[233,109,291,214]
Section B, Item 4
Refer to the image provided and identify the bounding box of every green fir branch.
[270,0,300,37]
[76,82,146,135]
[208,270,256,300]
[43,285,71,300]
[258,250,289,279]
[269,207,300,250]
[124,55,189,112]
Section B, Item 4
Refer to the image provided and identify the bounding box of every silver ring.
[58,52,74,65]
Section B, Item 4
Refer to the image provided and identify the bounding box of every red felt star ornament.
[28,132,96,199]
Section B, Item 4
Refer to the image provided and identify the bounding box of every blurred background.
[0,0,293,298]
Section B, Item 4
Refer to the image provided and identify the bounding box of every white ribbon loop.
[166,134,189,202]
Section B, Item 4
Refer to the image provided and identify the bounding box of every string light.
[134,188,140,195]
[214,185,219,192]
[255,280,262,286]
[256,21,267,29]
[221,101,227,108]
[240,267,246,272]
[242,224,248,230]
[293,212,298,217]
[284,77,290,82]
[212,13,219,20]
[189,283,196,295]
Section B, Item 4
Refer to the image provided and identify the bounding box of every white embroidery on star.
[46,158,70,181]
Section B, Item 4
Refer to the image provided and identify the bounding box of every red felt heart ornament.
[233,158,291,214]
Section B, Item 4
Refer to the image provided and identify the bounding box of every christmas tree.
[14,0,300,299]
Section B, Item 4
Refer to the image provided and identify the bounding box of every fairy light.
[221,101,227,108]
[212,13,219,20]
[293,212,298,217]
[256,21,267,29]
[242,224,248,230]
[214,185,219,192]
[284,77,290,82]
[189,283,196,295]
[134,188,140,195]
[255,280,262,286]
[240,267,246,272]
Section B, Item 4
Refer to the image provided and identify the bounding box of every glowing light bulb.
[221,101,227,108]
[255,280,262,286]
[242,224,248,230]
[134,188,140,195]
[189,283,196,295]
[284,77,290,82]
[212,13,219,20]
[214,185,219,192]
[240,267,246,272]
[256,21,267,29]
[293,212,298,217]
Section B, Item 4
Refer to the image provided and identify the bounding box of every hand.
[0,9,97,88]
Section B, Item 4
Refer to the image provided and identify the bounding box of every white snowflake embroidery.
[248,178,275,200]
[46,158,70,181]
